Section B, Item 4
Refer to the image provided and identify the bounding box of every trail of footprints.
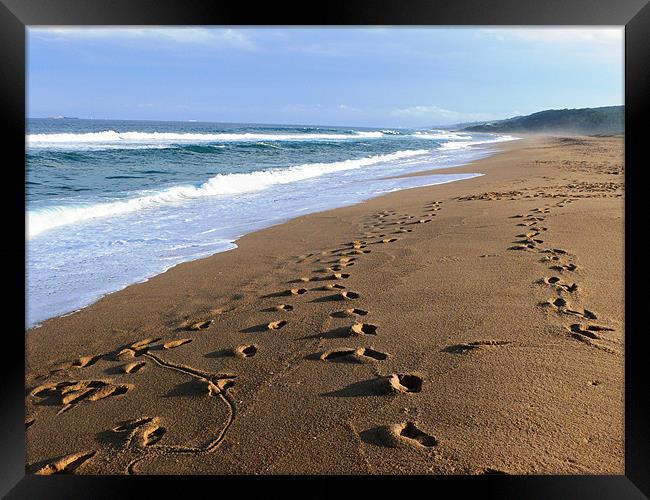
[507,200,617,353]
[29,200,454,474]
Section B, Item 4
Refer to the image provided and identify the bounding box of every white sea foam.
[412,130,473,140]
[27,130,385,149]
[27,149,430,239]
[439,135,519,150]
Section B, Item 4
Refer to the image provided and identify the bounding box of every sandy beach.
[25,135,624,475]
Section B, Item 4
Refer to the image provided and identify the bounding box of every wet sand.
[25,135,624,475]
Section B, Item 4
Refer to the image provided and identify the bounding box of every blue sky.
[27,27,624,127]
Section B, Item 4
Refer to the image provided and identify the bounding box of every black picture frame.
[2,1,648,497]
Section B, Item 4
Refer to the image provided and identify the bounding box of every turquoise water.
[26,118,517,327]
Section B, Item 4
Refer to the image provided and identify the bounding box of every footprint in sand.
[329,263,354,271]
[35,451,97,475]
[187,320,213,331]
[112,417,155,433]
[163,338,192,350]
[374,421,437,448]
[289,288,307,295]
[325,283,346,291]
[443,340,511,354]
[508,243,537,251]
[395,421,436,447]
[542,248,569,256]
[514,237,544,245]
[123,337,162,357]
[31,380,132,411]
[339,291,361,300]
[233,344,258,358]
[540,276,578,293]
[267,320,288,330]
[142,425,166,446]
[349,323,378,336]
[543,298,597,319]
[380,238,398,243]
[320,347,389,363]
[52,355,101,372]
[568,323,614,340]
[386,374,423,393]
[549,262,578,272]
[124,361,146,374]
[275,304,294,312]
[330,308,368,318]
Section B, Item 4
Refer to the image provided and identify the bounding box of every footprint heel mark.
[163,338,193,349]
[349,323,378,336]
[387,373,423,393]
[267,320,288,330]
[35,451,97,475]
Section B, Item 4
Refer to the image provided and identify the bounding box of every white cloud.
[479,27,623,44]
[338,104,360,112]
[29,27,256,50]
[391,105,494,122]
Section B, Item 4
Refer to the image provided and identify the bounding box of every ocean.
[26,118,517,327]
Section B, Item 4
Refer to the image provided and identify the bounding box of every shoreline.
[25,135,624,475]
[27,140,508,330]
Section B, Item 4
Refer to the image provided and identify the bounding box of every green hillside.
[461,106,624,134]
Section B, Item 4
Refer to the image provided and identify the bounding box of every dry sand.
[25,135,624,475]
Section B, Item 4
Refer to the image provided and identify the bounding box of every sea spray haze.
[26,118,517,326]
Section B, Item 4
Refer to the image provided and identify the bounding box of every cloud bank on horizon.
[28,27,623,127]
